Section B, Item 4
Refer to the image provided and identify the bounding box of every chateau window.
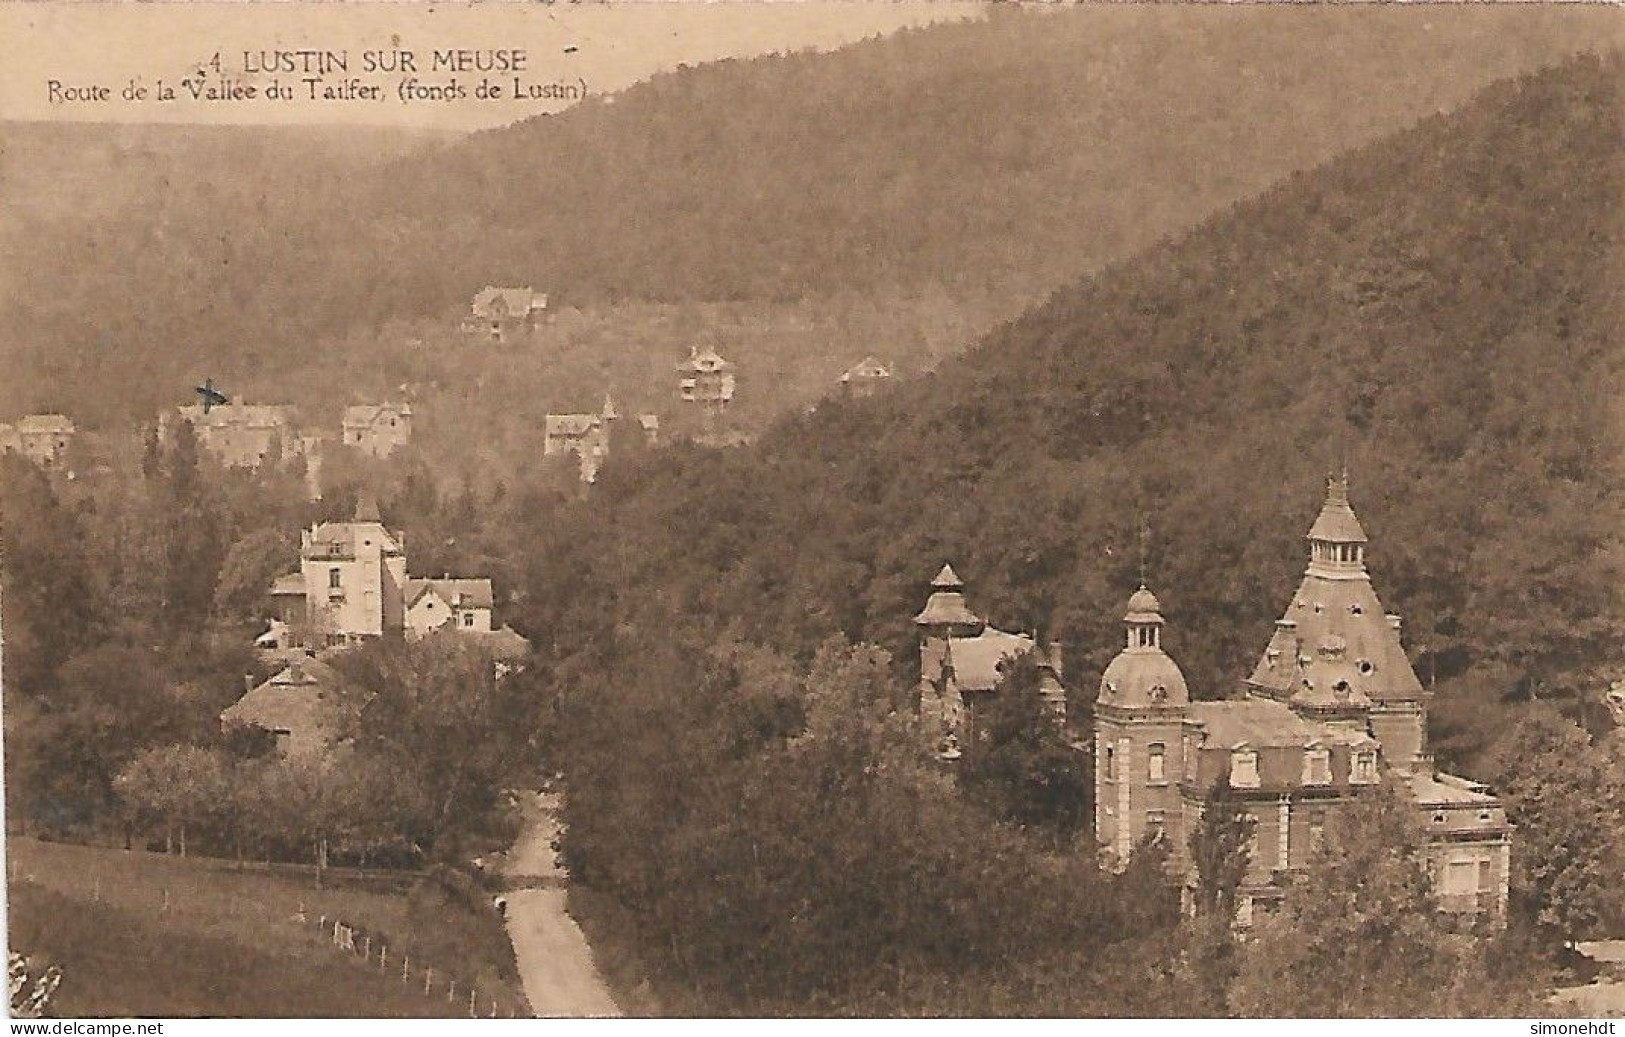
[1351,750,1378,784]
[1148,743,1167,784]
[463,612,475,628]
[1104,745,1118,782]
[1146,811,1166,844]
[1230,748,1260,789]
[1185,738,1199,782]
[1477,858,1493,892]
[1303,747,1331,785]
[329,568,342,589]
[1309,822,1326,853]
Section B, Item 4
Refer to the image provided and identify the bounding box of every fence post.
[424,967,433,997]
[161,888,170,913]
[402,955,410,983]
[380,946,388,972]
[447,979,456,1004]
[362,935,371,962]
[468,987,476,1017]
[489,999,497,1018]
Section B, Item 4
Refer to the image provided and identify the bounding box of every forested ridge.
[3,5,1619,424]
[518,53,1625,774]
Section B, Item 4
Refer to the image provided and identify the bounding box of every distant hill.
[508,54,1625,772]
[2,5,1620,424]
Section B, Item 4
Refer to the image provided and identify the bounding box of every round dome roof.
[1126,585,1162,616]
[1098,648,1189,708]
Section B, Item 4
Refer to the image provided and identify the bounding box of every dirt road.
[500,793,621,1018]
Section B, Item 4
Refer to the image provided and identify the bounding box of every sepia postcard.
[2,0,1624,1023]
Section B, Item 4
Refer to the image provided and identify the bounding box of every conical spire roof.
[1307,472,1368,544]
[932,563,963,589]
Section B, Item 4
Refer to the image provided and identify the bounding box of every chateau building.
[1093,476,1511,922]
[914,476,1512,924]
[341,403,412,458]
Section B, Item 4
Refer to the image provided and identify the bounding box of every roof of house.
[176,403,292,428]
[1406,771,1499,806]
[840,356,892,382]
[914,587,983,628]
[471,287,546,318]
[405,577,494,610]
[17,413,75,433]
[546,413,601,437]
[678,346,733,373]
[342,403,411,428]
[637,413,660,431]
[946,628,1034,693]
[1187,698,1318,748]
[469,624,532,661]
[270,572,305,596]
[219,657,361,747]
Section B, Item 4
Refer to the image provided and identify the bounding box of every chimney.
[1387,613,1403,633]
[1047,639,1065,680]
[244,674,255,693]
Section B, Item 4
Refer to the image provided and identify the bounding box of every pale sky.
[0,1,987,131]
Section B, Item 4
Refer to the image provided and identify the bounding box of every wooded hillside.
[3,6,1617,425]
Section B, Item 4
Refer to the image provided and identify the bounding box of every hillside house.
[2,414,76,467]
[916,476,1514,926]
[342,403,412,458]
[219,657,360,758]
[404,577,493,638]
[265,499,515,652]
[464,286,548,343]
[167,403,296,468]
[839,356,893,399]
[269,498,409,648]
[678,346,736,408]
[544,395,659,483]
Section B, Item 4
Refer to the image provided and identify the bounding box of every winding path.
[500,792,621,1018]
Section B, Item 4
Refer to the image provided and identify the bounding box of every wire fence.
[302,907,529,1019]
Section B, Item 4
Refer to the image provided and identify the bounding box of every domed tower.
[1094,584,1191,864]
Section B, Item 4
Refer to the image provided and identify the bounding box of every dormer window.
[1230,748,1260,789]
[1150,683,1168,703]
[1350,604,1364,615]
[1332,679,1352,701]
[1303,746,1331,785]
[1266,647,1281,669]
[1351,749,1378,784]
[1357,659,1376,676]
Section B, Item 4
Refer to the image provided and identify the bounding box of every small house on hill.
[840,356,893,398]
[341,403,412,458]
[220,657,362,758]
[464,286,548,343]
